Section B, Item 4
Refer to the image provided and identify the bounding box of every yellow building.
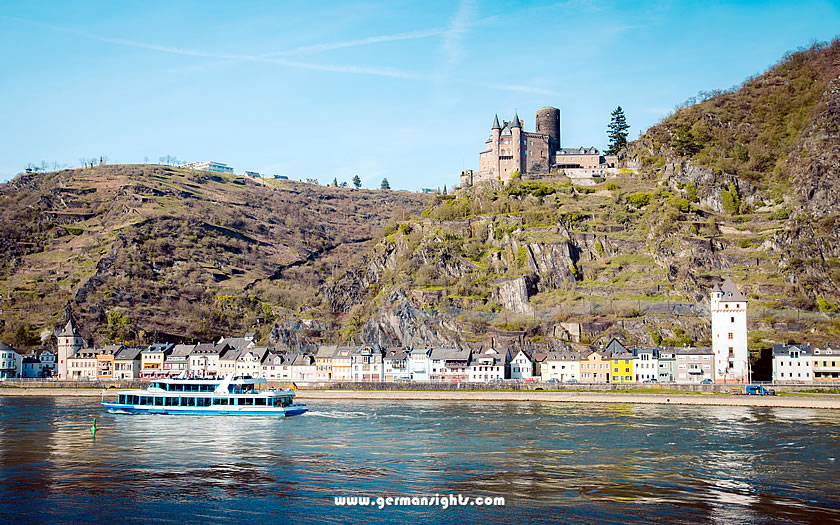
[140,343,173,380]
[579,350,611,383]
[610,352,635,384]
[331,346,354,381]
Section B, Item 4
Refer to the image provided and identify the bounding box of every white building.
[633,347,659,382]
[113,347,142,380]
[67,348,100,380]
[812,343,840,382]
[56,319,84,380]
[429,347,471,382]
[509,349,534,380]
[540,351,580,382]
[179,161,234,174]
[772,344,812,382]
[711,277,749,383]
[0,343,22,378]
[236,347,269,378]
[468,348,508,382]
[383,348,410,382]
[408,347,432,381]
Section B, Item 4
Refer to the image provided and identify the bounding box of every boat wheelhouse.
[101,376,307,416]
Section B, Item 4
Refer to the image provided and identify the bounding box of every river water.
[0,397,838,524]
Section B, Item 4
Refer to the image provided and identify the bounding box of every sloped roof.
[316,345,338,358]
[430,347,470,361]
[57,319,77,337]
[219,337,255,351]
[114,347,142,360]
[671,346,714,356]
[0,341,17,353]
[492,114,500,129]
[772,343,811,356]
[170,344,196,358]
[190,342,217,355]
[720,277,747,301]
[605,338,628,355]
[511,113,522,128]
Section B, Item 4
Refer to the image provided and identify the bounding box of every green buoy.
[90,417,97,436]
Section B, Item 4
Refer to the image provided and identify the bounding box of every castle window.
[731,316,735,322]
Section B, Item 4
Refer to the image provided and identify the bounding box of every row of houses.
[313,341,721,384]
[771,343,840,382]
[10,331,840,384]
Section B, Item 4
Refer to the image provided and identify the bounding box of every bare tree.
[143,156,150,164]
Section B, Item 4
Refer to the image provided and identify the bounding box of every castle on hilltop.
[461,106,617,187]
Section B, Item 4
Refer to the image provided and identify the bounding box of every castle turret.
[511,112,523,176]
[536,106,561,148]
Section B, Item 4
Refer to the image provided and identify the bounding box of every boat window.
[154,397,164,406]
[185,397,195,407]
[243,398,253,406]
[166,397,176,406]
[255,398,266,406]
[118,394,125,404]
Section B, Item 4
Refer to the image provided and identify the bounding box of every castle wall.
[524,133,551,174]
[554,153,601,169]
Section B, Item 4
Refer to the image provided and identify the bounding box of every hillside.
[0,165,431,347]
[311,39,840,361]
[2,40,839,367]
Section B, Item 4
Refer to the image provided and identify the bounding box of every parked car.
[745,385,775,396]
[701,379,713,384]
[566,379,578,383]
[546,378,559,383]
[642,379,658,383]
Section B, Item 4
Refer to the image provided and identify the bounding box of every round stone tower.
[536,107,561,146]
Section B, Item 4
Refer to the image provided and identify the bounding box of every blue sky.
[1,0,839,190]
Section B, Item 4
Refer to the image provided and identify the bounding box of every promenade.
[2,386,839,409]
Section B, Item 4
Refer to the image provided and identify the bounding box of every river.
[0,397,838,524]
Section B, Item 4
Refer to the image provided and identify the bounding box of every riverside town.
[2,278,835,386]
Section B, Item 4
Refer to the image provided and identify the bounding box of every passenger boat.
[101,376,308,416]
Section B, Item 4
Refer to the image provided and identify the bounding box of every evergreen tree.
[672,126,702,156]
[443,185,447,195]
[606,106,630,155]
[380,178,391,190]
[352,175,362,188]
[332,177,338,187]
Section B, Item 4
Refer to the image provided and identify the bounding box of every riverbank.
[2,387,840,408]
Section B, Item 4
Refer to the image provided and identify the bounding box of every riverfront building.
[812,343,840,382]
[711,278,749,383]
[56,319,84,380]
[772,344,813,382]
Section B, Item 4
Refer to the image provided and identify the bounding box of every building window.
[728,333,734,340]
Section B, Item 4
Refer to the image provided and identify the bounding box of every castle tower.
[511,112,523,177]
[535,106,561,148]
[710,277,749,383]
[56,319,83,380]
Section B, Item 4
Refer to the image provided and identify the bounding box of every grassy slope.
[0,165,431,348]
